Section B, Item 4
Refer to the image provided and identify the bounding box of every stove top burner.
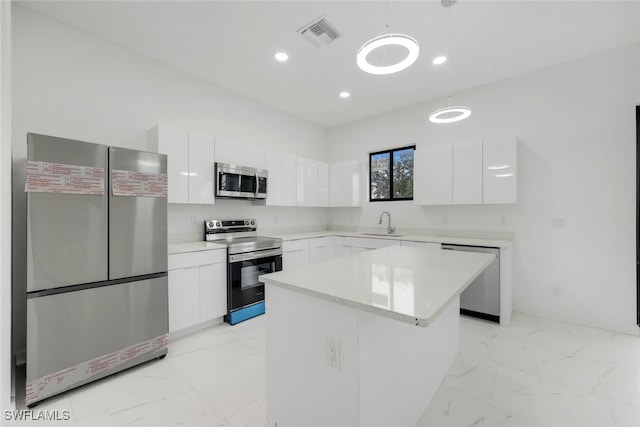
[204,218,281,255]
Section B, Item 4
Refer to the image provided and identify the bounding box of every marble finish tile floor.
[12,312,640,427]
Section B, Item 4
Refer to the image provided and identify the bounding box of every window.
[369,145,415,202]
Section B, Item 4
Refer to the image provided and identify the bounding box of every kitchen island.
[260,245,495,427]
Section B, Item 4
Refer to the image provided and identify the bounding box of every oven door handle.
[229,248,283,263]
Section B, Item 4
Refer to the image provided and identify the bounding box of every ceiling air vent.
[298,16,342,47]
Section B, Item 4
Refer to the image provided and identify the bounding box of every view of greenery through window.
[370,146,415,201]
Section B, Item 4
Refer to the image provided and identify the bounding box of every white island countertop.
[261,245,495,327]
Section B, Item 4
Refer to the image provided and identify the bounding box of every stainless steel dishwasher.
[441,244,500,323]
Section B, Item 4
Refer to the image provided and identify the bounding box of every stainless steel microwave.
[215,163,268,199]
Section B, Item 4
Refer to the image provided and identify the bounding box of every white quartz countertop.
[168,241,227,255]
[261,230,513,248]
[260,246,495,327]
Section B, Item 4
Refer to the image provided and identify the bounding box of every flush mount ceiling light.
[339,91,351,98]
[274,52,289,62]
[429,0,471,124]
[357,33,419,75]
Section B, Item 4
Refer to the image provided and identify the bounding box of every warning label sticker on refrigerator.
[111,169,168,197]
[25,333,168,405]
[25,160,105,195]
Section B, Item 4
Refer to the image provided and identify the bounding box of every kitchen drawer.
[335,236,351,246]
[309,236,334,248]
[350,237,395,249]
[283,239,309,252]
[168,249,226,270]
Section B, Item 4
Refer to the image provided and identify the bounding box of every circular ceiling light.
[432,56,447,65]
[274,52,289,62]
[357,34,419,75]
[428,106,471,123]
[339,91,351,98]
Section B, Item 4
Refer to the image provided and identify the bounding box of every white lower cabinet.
[199,262,227,322]
[309,236,335,263]
[335,236,351,258]
[400,241,441,250]
[168,249,227,333]
[282,239,310,270]
[350,237,396,252]
[168,267,200,332]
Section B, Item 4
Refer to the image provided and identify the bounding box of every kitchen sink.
[359,233,405,238]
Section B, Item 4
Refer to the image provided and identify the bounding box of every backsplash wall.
[168,202,329,242]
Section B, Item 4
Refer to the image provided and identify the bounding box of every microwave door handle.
[255,172,259,197]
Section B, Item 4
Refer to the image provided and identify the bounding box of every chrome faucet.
[378,211,395,234]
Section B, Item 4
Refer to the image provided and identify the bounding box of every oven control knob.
[244,220,249,226]
[215,221,221,227]
[250,220,255,226]
[207,221,214,228]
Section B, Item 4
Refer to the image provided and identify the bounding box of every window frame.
[369,145,416,202]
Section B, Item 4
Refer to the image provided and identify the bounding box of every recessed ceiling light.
[432,56,447,65]
[339,91,350,98]
[274,52,289,62]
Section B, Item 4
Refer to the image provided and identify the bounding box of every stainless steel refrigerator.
[25,133,168,406]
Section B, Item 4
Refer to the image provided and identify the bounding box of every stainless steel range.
[205,219,282,325]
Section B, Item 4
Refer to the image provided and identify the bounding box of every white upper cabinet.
[483,135,518,204]
[329,162,341,207]
[214,139,242,165]
[188,131,215,204]
[329,160,362,207]
[265,149,283,206]
[281,153,297,206]
[346,160,362,207]
[306,160,319,207]
[318,162,329,207]
[149,125,214,204]
[215,139,265,170]
[296,157,318,207]
[149,125,189,204]
[242,144,266,170]
[414,145,453,205]
[452,140,483,205]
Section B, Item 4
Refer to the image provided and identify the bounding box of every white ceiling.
[18,0,640,128]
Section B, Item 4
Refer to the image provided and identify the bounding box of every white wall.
[1,0,12,416]
[328,44,640,335]
[11,6,327,355]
